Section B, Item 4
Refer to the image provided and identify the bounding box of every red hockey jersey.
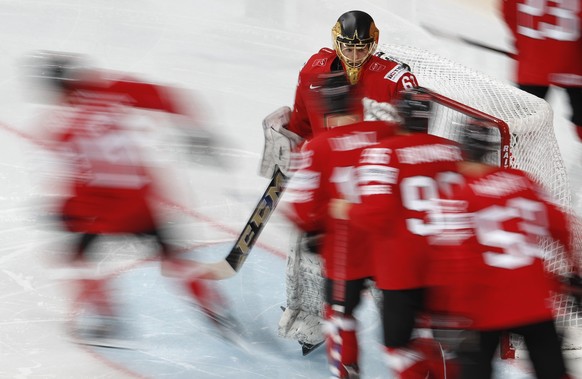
[349,133,464,290]
[283,120,396,280]
[502,0,582,86]
[53,77,185,234]
[288,48,418,139]
[430,167,575,330]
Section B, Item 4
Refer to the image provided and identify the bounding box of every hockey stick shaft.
[226,167,287,271]
[195,167,287,280]
[421,24,516,58]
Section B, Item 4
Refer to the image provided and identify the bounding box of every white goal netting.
[279,43,582,354]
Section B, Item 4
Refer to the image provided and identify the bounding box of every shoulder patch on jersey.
[312,58,328,67]
[375,51,412,72]
[368,62,386,72]
[384,65,408,82]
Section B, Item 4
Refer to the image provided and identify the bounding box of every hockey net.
[279,43,582,357]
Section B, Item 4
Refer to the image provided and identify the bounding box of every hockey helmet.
[23,50,88,92]
[460,118,499,162]
[332,10,379,84]
[395,87,433,133]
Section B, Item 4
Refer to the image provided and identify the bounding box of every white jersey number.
[475,197,549,269]
[73,132,147,188]
[517,0,580,41]
[401,172,464,236]
[331,166,359,203]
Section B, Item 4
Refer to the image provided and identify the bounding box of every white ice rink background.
[0,0,581,378]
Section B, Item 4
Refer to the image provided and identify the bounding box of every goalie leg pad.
[279,233,385,348]
[278,232,326,345]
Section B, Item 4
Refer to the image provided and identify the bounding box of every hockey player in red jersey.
[500,0,581,138]
[263,10,419,355]
[431,119,579,379]
[28,51,229,341]
[330,88,463,378]
[281,72,396,378]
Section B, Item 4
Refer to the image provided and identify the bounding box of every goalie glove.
[259,106,303,178]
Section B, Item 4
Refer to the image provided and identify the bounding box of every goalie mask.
[395,87,433,133]
[461,118,499,163]
[332,10,379,85]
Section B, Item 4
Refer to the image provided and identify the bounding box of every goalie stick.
[193,167,287,280]
[421,24,515,58]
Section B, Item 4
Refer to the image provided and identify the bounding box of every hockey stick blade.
[197,167,287,280]
[301,340,324,356]
[70,333,139,350]
[73,339,137,350]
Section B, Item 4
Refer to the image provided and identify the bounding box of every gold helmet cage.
[332,11,379,84]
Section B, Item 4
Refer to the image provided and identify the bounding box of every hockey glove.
[362,97,402,123]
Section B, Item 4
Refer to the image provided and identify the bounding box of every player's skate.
[70,314,136,350]
[195,303,250,352]
[186,277,248,350]
[342,363,360,379]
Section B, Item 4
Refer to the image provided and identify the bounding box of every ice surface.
[0,0,580,378]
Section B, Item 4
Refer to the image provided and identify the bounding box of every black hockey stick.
[421,24,516,58]
[195,167,287,280]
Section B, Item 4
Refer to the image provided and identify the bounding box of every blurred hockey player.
[500,0,581,138]
[26,51,229,342]
[430,119,580,379]
[281,72,396,378]
[330,88,463,378]
[263,9,419,353]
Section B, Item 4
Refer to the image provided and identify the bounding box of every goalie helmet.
[332,10,379,85]
[395,87,433,133]
[460,118,499,162]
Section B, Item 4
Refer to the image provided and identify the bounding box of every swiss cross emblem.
[369,62,385,72]
[312,58,327,67]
